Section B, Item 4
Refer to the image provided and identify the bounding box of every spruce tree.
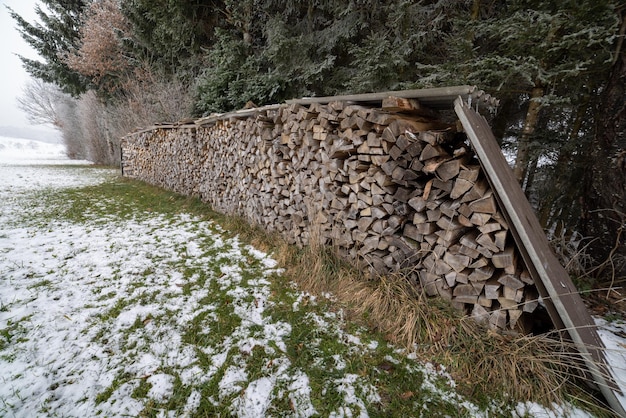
[8,0,90,96]
[581,9,626,278]
[119,0,217,77]
[193,0,468,114]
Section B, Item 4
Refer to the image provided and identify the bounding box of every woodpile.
[122,95,542,333]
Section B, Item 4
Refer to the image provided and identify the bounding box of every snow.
[330,373,381,418]
[235,377,274,417]
[288,371,317,418]
[0,143,360,417]
[595,317,626,413]
[514,402,597,418]
[147,374,175,402]
[0,135,89,165]
[1,140,625,417]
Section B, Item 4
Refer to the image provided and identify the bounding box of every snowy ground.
[1,139,625,417]
[0,135,87,166]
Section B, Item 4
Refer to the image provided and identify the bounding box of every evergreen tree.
[193,0,469,114]
[8,0,90,96]
[581,6,626,278]
[414,0,616,182]
[345,0,467,93]
[418,0,622,281]
[119,0,219,77]
[10,0,622,282]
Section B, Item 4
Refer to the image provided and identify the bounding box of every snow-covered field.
[0,135,86,166]
[1,139,625,417]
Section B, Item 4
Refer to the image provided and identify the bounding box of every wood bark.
[512,85,544,186]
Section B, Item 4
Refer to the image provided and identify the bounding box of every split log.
[436,159,461,182]
[468,265,495,282]
[497,272,525,290]
[420,144,449,161]
[484,279,501,300]
[450,178,474,199]
[443,252,471,273]
[381,96,439,119]
[469,192,497,214]
[489,310,507,330]
[492,247,516,270]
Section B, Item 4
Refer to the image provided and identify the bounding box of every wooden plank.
[454,97,625,415]
[381,96,439,119]
[286,85,500,112]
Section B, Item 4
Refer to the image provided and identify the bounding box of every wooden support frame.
[454,97,626,416]
[287,85,499,112]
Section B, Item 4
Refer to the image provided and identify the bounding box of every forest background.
[9,0,626,287]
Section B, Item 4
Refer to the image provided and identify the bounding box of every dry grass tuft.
[336,271,456,349]
[444,324,580,401]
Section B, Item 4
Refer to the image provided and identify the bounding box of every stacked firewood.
[122,96,541,332]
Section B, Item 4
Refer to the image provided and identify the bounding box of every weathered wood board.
[454,97,626,416]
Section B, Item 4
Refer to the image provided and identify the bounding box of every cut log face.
[484,279,501,300]
[489,310,507,330]
[436,159,461,182]
[469,192,497,214]
[444,252,471,273]
[450,178,474,199]
[122,99,543,334]
[492,247,515,269]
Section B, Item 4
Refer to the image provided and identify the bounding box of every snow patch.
[147,374,175,402]
[595,317,626,413]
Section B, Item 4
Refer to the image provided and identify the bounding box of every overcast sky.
[0,0,58,137]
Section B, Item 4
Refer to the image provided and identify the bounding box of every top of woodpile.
[131,85,498,134]
[285,85,499,111]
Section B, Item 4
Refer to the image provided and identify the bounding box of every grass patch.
[27,279,53,289]
[14,175,215,229]
[0,315,33,353]
[278,235,620,416]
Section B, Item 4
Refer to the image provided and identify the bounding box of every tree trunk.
[581,10,626,280]
[538,99,590,229]
[524,155,539,196]
[490,98,520,146]
[471,0,481,20]
[512,85,544,185]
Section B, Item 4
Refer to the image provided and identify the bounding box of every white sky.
[0,0,56,133]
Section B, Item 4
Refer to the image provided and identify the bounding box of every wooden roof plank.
[286,85,499,112]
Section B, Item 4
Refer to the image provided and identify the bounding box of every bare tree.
[56,96,88,160]
[17,79,64,127]
[78,91,119,165]
[17,78,87,160]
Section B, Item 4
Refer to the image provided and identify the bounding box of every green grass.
[0,316,32,353]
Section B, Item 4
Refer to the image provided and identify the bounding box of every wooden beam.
[454,97,626,416]
[286,85,499,112]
